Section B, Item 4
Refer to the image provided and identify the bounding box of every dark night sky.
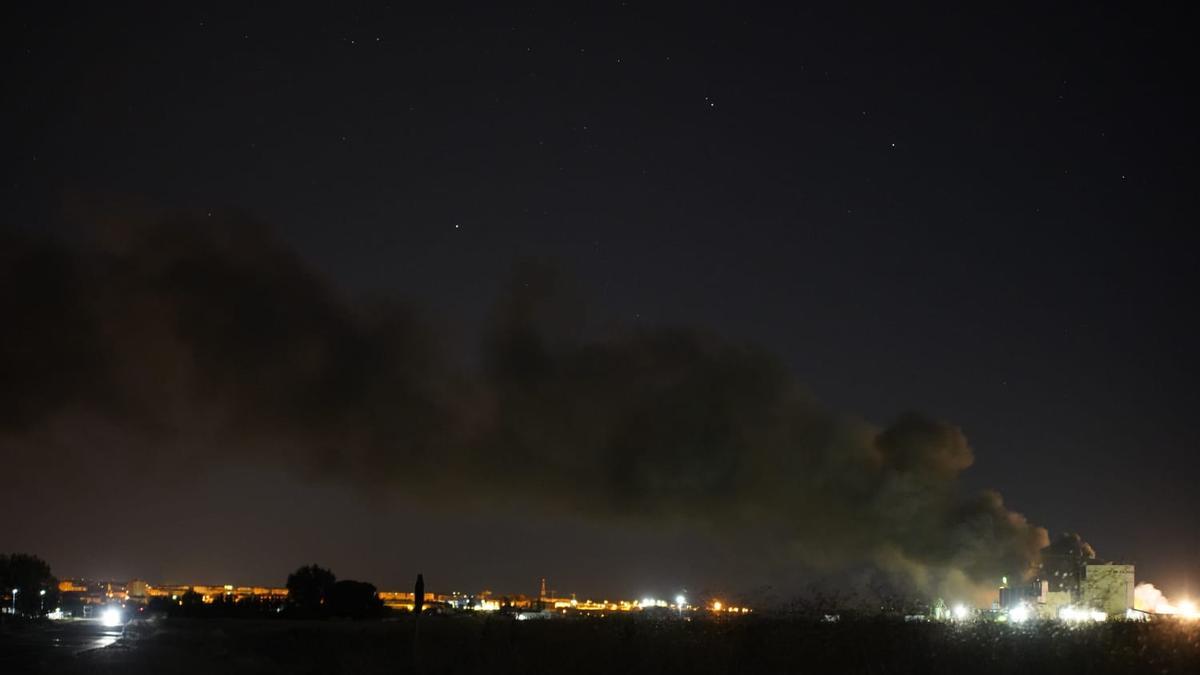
[4,3,1199,602]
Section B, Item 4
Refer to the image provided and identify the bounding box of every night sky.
[5,4,1199,602]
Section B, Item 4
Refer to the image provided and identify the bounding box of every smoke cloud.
[0,215,1048,599]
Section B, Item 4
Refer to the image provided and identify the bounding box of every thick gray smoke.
[0,216,1048,600]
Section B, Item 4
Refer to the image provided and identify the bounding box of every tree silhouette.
[180,588,204,607]
[414,573,425,614]
[329,580,384,618]
[0,553,59,616]
[286,564,336,612]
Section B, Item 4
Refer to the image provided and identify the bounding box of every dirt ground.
[4,614,1199,675]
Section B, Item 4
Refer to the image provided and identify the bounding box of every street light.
[11,588,17,615]
[39,589,46,614]
[675,594,686,618]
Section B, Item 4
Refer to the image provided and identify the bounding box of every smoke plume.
[0,215,1048,599]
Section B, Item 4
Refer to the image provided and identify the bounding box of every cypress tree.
[414,573,425,614]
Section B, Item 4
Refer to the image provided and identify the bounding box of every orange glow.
[1135,583,1198,618]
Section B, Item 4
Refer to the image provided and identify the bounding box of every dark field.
[4,616,1199,675]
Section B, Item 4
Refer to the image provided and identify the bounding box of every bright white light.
[1059,606,1105,623]
[675,595,686,607]
[1009,604,1030,623]
[101,607,122,627]
[952,604,969,620]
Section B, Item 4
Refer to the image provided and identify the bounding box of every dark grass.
[7,615,1200,675]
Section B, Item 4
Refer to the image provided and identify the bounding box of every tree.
[328,580,384,618]
[414,573,425,614]
[180,588,204,607]
[0,553,59,616]
[286,564,336,612]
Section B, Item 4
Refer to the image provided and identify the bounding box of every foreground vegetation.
[4,614,1198,675]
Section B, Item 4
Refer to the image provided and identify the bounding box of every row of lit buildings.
[56,578,750,615]
[58,579,289,604]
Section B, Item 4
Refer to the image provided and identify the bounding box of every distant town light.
[712,601,723,611]
[1009,604,1030,623]
[952,604,969,620]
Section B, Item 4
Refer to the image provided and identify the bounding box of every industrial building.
[1081,564,1136,616]
[998,561,1135,619]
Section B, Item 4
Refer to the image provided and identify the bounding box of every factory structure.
[997,550,1139,620]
